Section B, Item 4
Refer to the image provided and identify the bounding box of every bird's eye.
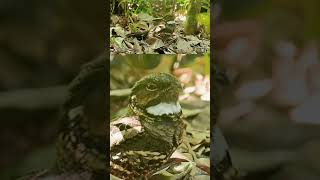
[146,83,157,91]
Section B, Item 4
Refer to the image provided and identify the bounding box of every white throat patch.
[146,102,181,116]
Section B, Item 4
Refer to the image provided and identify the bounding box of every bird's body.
[15,56,108,180]
[110,73,185,179]
[55,56,107,178]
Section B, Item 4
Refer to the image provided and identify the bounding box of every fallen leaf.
[235,79,272,100]
[176,38,192,53]
[150,39,165,49]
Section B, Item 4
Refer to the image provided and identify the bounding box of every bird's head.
[129,73,182,116]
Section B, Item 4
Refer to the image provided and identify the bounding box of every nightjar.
[110,73,185,179]
[15,55,108,180]
[56,55,107,178]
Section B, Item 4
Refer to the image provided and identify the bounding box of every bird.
[157,21,176,34]
[151,21,176,43]
[110,72,185,180]
[212,63,238,180]
[55,55,107,178]
[16,55,108,180]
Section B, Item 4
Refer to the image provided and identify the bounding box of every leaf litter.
[110,13,210,54]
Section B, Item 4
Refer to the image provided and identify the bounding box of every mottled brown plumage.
[56,55,107,178]
[110,73,185,179]
[15,55,108,180]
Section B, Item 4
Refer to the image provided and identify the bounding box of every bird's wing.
[110,116,144,149]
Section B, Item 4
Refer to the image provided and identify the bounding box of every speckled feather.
[15,55,108,180]
[110,73,185,179]
[56,56,107,177]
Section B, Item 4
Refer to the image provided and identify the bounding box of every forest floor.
[110,13,210,54]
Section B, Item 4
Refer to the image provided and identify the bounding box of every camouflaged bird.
[110,73,185,180]
[15,55,107,180]
[212,64,238,180]
[56,56,107,178]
